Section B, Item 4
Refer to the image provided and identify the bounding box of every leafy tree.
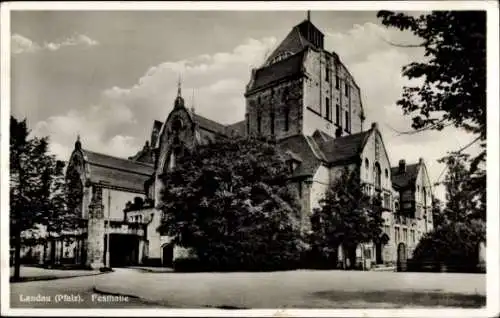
[431,195,446,228]
[413,152,486,272]
[10,117,50,279]
[43,160,81,265]
[377,11,486,141]
[412,219,485,272]
[438,152,485,223]
[157,136,305,271]
[309,167,387,269]
[10,117,78,279]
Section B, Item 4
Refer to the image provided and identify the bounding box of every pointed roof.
[174,76,185,109]
[246,49,306,94]
[316,130,372,165]
[391,163,420,189]
[72,148,154,193]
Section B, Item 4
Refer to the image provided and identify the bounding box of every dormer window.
[288,160,299,174]
[269,51,293,65]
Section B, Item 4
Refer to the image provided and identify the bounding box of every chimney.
[419,157,424,164]
[399,159,406,173]
[335,127,343,138]
[371,122,378,130]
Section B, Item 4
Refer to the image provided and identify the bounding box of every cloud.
[324,22,479,201]
[11,33,99,55]
[34,36,277,160]
[33,22,476,203]
[11,34,41,54]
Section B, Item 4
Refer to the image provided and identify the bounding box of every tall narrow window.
[325,97,331,121]
[284,107,290,132]
[374,162,382,190]
[335,75,340,89]
[335,104,340,125]
[270,110,275,135]
[257,111,262,134]
[345,110,349,132]
[325,66,330,82]
[246,113,250,135]
[345,83,349,96]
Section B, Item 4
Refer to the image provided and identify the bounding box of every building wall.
[302,49,363,137]
[246,79,303,140]
[309,165,330,213]
[414,162,434,233]
[101,188,144,221]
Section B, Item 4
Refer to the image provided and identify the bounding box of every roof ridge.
[82,149,154,167]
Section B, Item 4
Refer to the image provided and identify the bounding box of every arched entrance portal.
[397,242,407,272]
[162,244,174,267]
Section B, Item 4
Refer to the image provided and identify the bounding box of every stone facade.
[86,186,105,269]
[47,16,438,270]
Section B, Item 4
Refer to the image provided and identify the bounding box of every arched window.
[364,158,369,180]
[374,162,382,189]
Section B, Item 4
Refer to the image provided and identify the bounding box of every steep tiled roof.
[391,163,420,189]
[192,113,228,135]
[312,129,334,144]
[82,149,154,193]
[278,135,322,178]
[226,120,246,136]
[317,130,372,165]
[247,50,306,93]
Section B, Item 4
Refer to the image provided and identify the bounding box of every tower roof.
[174,76,185,109]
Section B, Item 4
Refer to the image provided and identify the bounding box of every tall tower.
[244,15,365,140]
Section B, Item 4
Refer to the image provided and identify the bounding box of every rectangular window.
[403,228,408,242]
[395,227,400,242]
[335,104,340,125]
[411,230,415,244]
[345,83,349,96]
[298,182,303,198]
[325,97,331,121]
[325,67,330,82]
[335,75,340,89]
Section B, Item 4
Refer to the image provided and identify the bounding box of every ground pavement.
[9,267,486,309]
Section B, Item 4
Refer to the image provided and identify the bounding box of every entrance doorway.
[397,242,407,272]
[104,234,140,267]
[375,241,383,265]
[162,244,174,267]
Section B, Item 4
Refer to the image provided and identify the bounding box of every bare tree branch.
[377,34,425,48]
[384,119,451,136]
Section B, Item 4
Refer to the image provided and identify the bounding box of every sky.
[10,10,482,201]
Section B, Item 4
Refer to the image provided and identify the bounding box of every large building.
[27,16,434,270]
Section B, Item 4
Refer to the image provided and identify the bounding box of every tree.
[378,10,487,230]
[157,136,305,271]
[377,11,486,141]
[412,219,486,272]
[10,117,79,279]
[438,152,485,223]
[42,160,81,265]
[309,167,387,269]
[431,195,446,228]
[412,152,486,272]
[10,117,51,279]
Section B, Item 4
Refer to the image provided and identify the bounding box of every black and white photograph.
[1,1,498,316]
